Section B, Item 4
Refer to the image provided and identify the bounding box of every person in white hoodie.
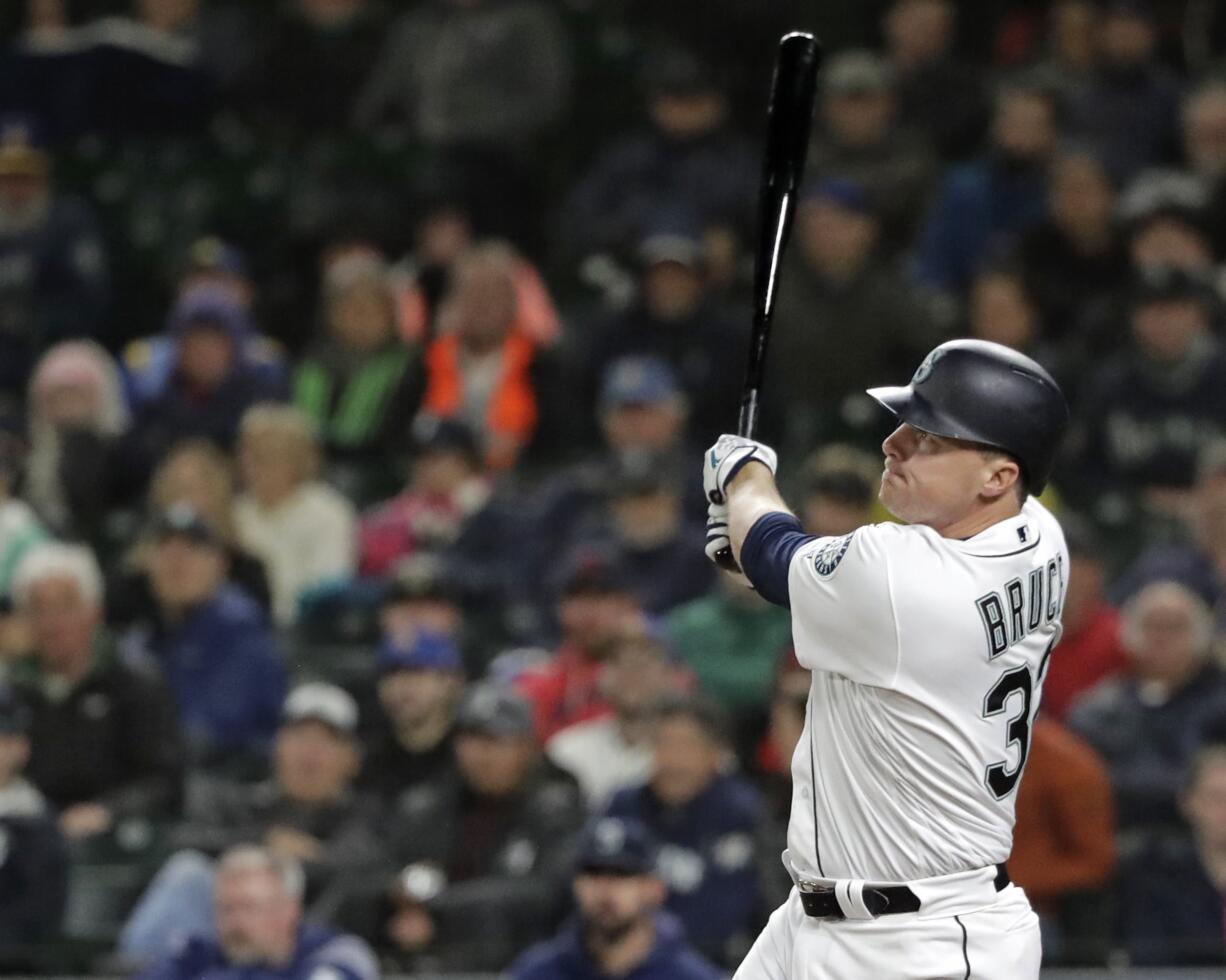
[234,404,355,626]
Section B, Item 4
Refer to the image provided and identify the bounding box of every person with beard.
[510,816,722,980]
[914,81,1060,295]
[136,845,378,980]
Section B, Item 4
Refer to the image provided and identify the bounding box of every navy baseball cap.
[171,284,253,340]
[455,683,534,738]
[378,630,463,674]
[600,357,681,409]
[576,817,659,875]
[0,685,31,735]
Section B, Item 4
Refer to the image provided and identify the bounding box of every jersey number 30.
[982,667,1032,798]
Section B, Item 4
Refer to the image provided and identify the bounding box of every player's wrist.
[726,458,776,496]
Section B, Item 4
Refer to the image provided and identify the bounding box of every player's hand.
[705,501,751,585]
[704,434,778,503]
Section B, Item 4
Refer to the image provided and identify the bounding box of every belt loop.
[832,879,876,920]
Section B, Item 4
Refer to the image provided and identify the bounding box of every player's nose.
[882,424,908,459]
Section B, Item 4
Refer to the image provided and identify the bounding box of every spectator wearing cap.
[1007,715,1115,961]
[8,542,183,839]
[0,431,44,598]
[1119,742,1226,965]
[1068,581,1226,841]
[358,683,585,971]
[123,239,286,414]
[1062,264,1226,520]
[1015,148,1128,351]
[419,243,560,471]
[0,684,68,948]
[119,503,285,775]
[128,286,291,475]
[515,550,643,741]
[881,0,987,162]
[1065,1,1182,184]
[121,683,385,960]
[577,223,745,443]
[510,815,722,980]
[769,177,948,456]
[234,404,357,627]
[798,443,882,537]
[0,116,109,405]
[1118,171,1217,278]
[294,249,425,504]
[1042,518,1128,721]
[547,627,688,809]
[136,844,378,980]
[807,49,937,258]
[357,631,463,804]
[604,693,764,966]
[25,339,135,545]
[377,556,463,650]
[914,79,1058,294]
[557,46,755,288]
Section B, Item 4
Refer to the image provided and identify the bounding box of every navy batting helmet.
[866,340,1069,494]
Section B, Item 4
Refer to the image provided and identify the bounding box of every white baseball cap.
[282,683,358,735]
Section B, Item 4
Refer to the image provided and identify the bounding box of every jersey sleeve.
[785,525,901,687]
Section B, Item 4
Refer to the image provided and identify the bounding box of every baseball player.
[703,339,1070,979]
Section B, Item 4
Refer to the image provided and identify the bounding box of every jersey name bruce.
[974,555,1065,660]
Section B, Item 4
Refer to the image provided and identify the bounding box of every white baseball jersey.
[762,497,1067,885]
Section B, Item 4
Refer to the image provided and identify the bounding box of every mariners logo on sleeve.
[813,534,853,576]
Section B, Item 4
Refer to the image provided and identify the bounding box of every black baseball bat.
[711,31,821,573]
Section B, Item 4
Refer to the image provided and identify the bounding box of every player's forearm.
[726,462,795,564]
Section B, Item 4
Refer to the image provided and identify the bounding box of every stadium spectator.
[108,439,271,624]
[1033,0,1101,101]
[914,80,1058,293]
[1068,581,1226,839]
[1065,0,1182,183]
[1183,80,1226,258]
[558,47,754,286]
[667,573,792,753]
[123,0,255,94]
[1043,519,1128,722]
[123,240,285,413]
[0,683,68,948]
[121,683,384,958]
[135,844,378,980]
[797,443,880,537]
[510,815,722,980]
[25,339,134,544]
[8,542,183,837]
[294,248,424,503]
[1015,148,1127,349]
[376,556,464,650]
[1119,171,1216,275]
[0,432,45,598]
[604,693,763,967]
[881,0,986,162]
[119,503,285,776]
[0,116,108,408]
[1008,717,1116,960]
[769,178,946,455]
[420,244,556,471]
[128,286,291,474]
[516,550,642,741]
[241,0,389,134]
[234,404,356,627]
[966,264,1067,384]
[1063,265,1226,520]
[1112,440,1226,627]
[1119,742,1226,966]
[357,631,463,805]
[807,49,937,257]
[578,226,745,445]
[547,627,682,808]
[361,683,585,972]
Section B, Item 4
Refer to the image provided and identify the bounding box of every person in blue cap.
[510,815,722,980]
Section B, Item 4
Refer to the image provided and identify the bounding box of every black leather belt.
[798,863,1010,920]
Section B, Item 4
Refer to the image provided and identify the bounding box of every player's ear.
[980,456,1020,501]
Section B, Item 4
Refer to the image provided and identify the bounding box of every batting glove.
[705,501,751,585]
[703,434,778,503]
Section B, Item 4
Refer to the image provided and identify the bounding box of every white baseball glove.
[703,433,778,504]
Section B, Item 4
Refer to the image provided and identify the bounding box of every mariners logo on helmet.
[911,347,945,385]
[813,534,853,576]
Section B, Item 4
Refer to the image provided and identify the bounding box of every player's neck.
[929,495,1023,541]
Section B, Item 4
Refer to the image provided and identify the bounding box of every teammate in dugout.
[704,339,1069,979]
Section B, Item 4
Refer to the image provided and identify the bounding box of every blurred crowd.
[0,0,1226,974]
